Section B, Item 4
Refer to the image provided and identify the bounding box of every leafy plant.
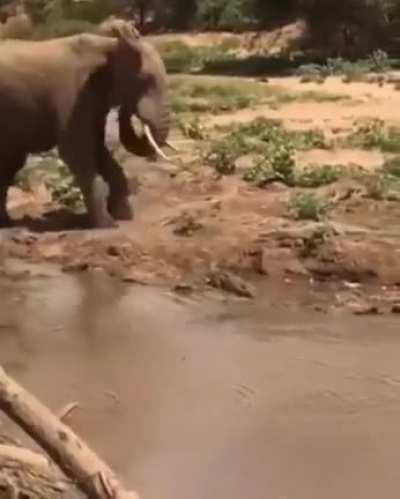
[291,128,327,150]
[368,49,390,73]
[16,154,83,210]
[204,118,335,186]
[346,119,400,152]
[205,133,249,174]
[244,144,295,186]
[365,172,400,201]
[382,156,400,178]
[297,52,391,85]
[169,77,263,114]
[296,164,345,187]
[177,116,209,140]
[298,224,334,257]
[288,192,331,221]
[346,118,386,149]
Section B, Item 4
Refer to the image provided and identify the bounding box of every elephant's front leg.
[98,146,134,221]
[58,142,116,229]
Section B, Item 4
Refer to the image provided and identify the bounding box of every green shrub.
[197,0,255,30]
[297,52,391,84]
[368,49,390,73]
[16,154,83,210]
[204,118,330,184]
[243,144,295,186]
[382,156,400,178]
[205,133,249,174]
[169,78,262,114]
[296,164,345,187]
[291,129,327,150]
[177,115,209,140]
[288,192,331,221]
[346,119,400,152]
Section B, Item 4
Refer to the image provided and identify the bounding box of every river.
[0,269,399,499]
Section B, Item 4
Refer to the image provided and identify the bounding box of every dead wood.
[0,366,139,499]
[0,443,72,499]
[57,402,81,423]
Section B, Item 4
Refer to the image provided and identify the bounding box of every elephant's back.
[0,39,66,152]
[0,56,57,153]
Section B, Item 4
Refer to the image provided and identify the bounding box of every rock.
[173,283,194,294]
[343,281,362,290]
[171,212,203,237]
[349,300,382,316]
[284,260,309,277]
[37,242,65,259]
[207,270,255,298]
[107,245,120,257]
[253,246,309,278]
[62,262,89,273]
[391,304,400,314]
[122,269,154,285]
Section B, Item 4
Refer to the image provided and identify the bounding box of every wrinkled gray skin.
[0,19,170,228]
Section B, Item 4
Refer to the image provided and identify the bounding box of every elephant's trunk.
[119,96,170,159]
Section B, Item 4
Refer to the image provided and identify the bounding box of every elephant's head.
[99,19,170,159]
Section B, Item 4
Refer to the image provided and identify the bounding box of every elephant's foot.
[108,197,134,221]
[87,176,118,229]
[89,211,118,229]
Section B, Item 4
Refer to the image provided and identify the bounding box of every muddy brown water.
[0,270,400,499]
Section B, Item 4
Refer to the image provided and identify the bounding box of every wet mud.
[1,273,400,499]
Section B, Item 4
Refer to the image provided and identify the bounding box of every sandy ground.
[1,74,400,313]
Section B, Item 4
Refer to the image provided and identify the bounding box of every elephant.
[0,18,171,228]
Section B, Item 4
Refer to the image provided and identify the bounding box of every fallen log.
[0,366,138,499]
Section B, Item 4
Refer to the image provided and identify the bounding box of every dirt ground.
[2,71,400,313]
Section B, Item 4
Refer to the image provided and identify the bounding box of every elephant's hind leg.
[0,153,26,226]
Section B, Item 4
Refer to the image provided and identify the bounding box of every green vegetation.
[365,173,400,201]
[295,164,345,188]
[169,77,262,113]
[382,156,400,177]
[344,119,400,152]
[16,154,83,210]
[176,115,209,140]
[297,51,391,83]
[204,118,339,186]
[362,156,400,201]
[288,192,331,221]
[169,76,347,119]
[3,0,400,66]
[298,224,334,257]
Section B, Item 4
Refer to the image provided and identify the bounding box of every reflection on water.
[1,271,400,499]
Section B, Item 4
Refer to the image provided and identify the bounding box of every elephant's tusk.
[143,124,170,161]
[165,140,180,153]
